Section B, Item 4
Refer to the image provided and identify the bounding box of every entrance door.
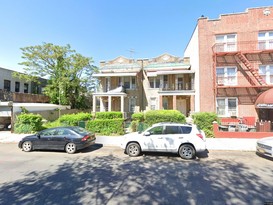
[177,99,187,116]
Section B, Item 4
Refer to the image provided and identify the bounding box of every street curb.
[0,132,258,151]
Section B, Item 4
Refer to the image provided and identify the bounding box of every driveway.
[0,143,272,205]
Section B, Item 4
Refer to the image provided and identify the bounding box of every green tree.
[14,43,98,109]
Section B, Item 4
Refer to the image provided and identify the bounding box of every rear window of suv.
[181,126,192,134]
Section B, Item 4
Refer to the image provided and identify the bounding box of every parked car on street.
[256,137,273,159]
[18,126,96,154]
[121,122,206,159]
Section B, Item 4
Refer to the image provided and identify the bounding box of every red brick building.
[184,6,273,122]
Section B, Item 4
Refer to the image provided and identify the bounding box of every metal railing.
[212,40,273,53]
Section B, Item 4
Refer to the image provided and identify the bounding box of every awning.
[147,70,195,77]
[255,88,273,109]
[93,72,137,77]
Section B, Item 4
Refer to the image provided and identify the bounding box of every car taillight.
[81,135,90,141]
[196,133,204,140]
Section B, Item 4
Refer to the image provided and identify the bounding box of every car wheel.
[126,142,141,157]
[65,143,77,154]
[22,141,32,152]
[179,144,195,159]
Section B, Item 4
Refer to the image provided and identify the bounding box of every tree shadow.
[0,152,272,205]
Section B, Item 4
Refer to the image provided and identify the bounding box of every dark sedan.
[18,126,96,154]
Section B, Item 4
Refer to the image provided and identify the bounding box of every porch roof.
[93,72,137,77]
[147,70,195,77]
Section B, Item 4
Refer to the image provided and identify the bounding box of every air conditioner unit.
[229,111,237,117]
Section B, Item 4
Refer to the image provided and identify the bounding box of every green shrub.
[59,112,92,126]
[131,112,144,122]
[43,120,62,129]
[130,120,138,132]
[95,112,123,119]
[192,112,219,138]
[145,110,186,126]
[86,118,124,135]
[14,124,33,134]
[14,113,43,133]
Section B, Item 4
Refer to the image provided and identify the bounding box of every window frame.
[259,64,273,84]
[15,82,20,92]
[24,83,29,93]
[216,66,237,86]
[4,80,11,91]
[129,97,137,113]
[258,31,273,50]
[216,97,238,117]
[215,34,237,52]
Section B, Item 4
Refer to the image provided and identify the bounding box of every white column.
[100,97,104,112]
[121,96,124,113]
[92,95,96,113]
[108,96,112,111]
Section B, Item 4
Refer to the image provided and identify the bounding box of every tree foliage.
[15,43,98,109]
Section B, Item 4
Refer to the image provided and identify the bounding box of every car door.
[36,128,57,150]
[171,125,192,150]
[161,125,183,151]
[48,128,71,150]
[142,125,165,151]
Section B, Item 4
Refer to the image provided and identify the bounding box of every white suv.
[121,122,206,159]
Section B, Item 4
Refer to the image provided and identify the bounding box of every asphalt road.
[0,143,272,205]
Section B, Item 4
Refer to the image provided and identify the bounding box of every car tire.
[179,144,195,159]
[126,142,141,157]
[22,141,32,152]
[65,142,77,154]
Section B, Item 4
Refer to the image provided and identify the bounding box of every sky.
[0,0,273,72]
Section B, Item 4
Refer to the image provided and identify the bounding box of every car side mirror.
[36,133,40,138]
[144,132,151,136]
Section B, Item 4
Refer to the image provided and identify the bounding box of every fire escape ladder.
[235,52,267,86]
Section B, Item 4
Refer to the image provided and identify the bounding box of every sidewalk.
[0,131,258,151]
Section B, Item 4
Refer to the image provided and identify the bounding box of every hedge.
[145,110,186,126]
[59,112,92,126]
[192,112,219,138]
[86,118,124,135]
[14,113,43,133]
[95,112,123,119]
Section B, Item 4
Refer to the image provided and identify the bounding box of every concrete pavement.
[0,131,259,151]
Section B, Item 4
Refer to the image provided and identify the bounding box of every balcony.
[216,75,273,87]
[0,90,50,103]
[212,41,273,63]
[158,83,195,95]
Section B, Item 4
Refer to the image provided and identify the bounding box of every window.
[4,80,11,91]
[259,65,273,84]
[181,126,192,134]
[105,77,110,92]
[215,34,237,52]
[15,82,20,92]
[216,67,237,85]
[24,83,29,93]
[129,98,137,112]
[165,126,182,134]
[120,76,136,90]
[258,31,273,50]
[163,75,168,89]
[177,77,183,90]
[216,98,237,117]
[150,97,156,110]
[148,126,163,135]
[149,76,160,88]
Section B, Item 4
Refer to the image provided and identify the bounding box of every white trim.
[93,72,137,77]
